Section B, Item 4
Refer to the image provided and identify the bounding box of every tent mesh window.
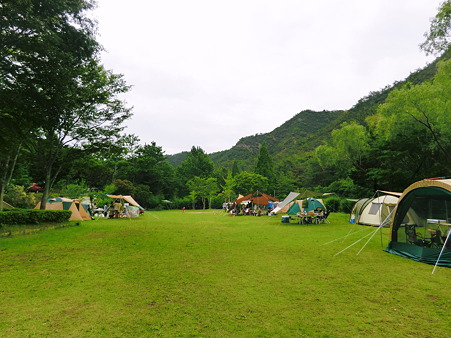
[368,203,381,215]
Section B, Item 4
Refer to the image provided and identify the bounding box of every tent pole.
[432,228,451,274]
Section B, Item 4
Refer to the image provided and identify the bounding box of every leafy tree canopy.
[420,0,451,55]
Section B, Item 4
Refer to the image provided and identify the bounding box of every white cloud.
[93,0,440,154]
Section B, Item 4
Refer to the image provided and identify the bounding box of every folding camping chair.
[405,224,428,247]
[319,210,330,224]
[428,229,443,249]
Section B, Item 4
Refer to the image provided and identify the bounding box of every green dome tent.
[287,200,303,215]
[385,178,451,267]
[304,197,326,212]
[286,197,326,215]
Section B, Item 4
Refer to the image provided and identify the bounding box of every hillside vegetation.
[182,49,450,173]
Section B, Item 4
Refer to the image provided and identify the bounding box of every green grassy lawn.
[1,211,450,337]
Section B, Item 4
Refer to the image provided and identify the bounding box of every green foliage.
[325,177,371,199]
[367,59,451,187]
[339,198,356,213]
[323,197,341,212]
[0,209,71,226]
[232,171,269,194]
[177,146,214,179]
[0,0,132,210]
[125,143,176,198]
[176,146,214,196]
[187,177,219,209]
[219,171,237,202]
[254,142,275,181]
[111,179,136,196]
[170,196,192,209]
[60,182,89,199]
[315,121,370,178]
[4,184,36,209]
[103,184,116,195]
[231,159,240,176]
[420,0,451,55]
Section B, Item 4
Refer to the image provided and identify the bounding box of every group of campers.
[228,202,274,216]
[296,208,329,224]
[104,199,124,218]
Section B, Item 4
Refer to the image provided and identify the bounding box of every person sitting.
[113,200,123,218]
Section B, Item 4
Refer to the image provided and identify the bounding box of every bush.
[339,199,355,213]
[209,196,224,209]
[171,196,192,210]
[60,182,89,199]
[0,210,71,226]
[4,184,36,209]
[323,197,341,212]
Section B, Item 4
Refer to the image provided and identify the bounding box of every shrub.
[0,210,71,226]
[323,197,341,212]
[171,196,192,210]
[339,199,355,213]
[4,184,36,209]
[60,182,89,199]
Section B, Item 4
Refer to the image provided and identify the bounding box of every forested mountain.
[167,48,450,174]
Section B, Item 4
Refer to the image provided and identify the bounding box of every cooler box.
[281,215,290,223]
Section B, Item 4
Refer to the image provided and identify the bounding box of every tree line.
[1,1,449,211]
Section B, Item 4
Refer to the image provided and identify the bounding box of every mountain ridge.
[166,49,450,170]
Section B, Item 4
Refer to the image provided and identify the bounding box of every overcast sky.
[93,0,440,155]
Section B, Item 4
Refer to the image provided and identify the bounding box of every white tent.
[351,193,418,227]
[271,192,300,214]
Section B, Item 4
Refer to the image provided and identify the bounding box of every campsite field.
[1,211,450,337]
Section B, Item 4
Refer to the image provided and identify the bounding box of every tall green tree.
[315,121,370,178]
[254,142,274,180]
[219,171,236,202]
[187,176,218,209]
[232,171,268,194]
[420,0,451,55]
[176,146,214,195]
[367,59,451,184]
[0,1,132,208]
[127,142,176,198]
[231,159,240,177]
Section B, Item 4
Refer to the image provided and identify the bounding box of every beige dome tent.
[35,197,91,221]
[350,191,419,227]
